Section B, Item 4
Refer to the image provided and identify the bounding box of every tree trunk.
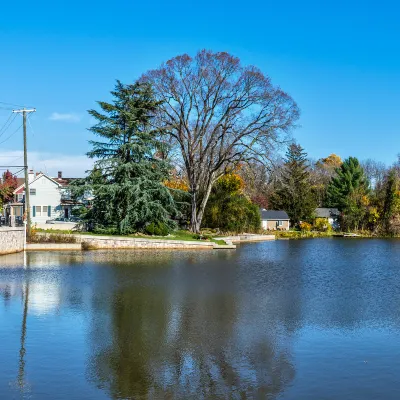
[189,175,215,233]
[190,192,199,233]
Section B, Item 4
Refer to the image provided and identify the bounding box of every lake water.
[1,239,400,399]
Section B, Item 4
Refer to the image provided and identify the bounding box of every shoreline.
[28,233,236,251]
[274,231,400,239]
[25,233,276,252]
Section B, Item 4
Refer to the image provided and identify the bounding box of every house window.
[278,220,283,226]
[17,194,23,202]
[33,205,50,217]
[30,188,36,195]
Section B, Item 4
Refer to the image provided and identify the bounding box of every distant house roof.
[260,210,290,220]
[16,178,24,187]
[13,173,61,194]
[52,177,78,187]
[315,208,340,218]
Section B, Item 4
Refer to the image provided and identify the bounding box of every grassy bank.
[32,229,226,245]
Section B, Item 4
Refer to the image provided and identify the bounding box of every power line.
[0,101,31,108]
[0,113,17,137]
[0,122,23,145]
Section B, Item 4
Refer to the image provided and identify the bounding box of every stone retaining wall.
[26,243,82,251]
[217,234,275,243]
[0,228,25,255]
[33,233,235,250]
[80,235,215,250]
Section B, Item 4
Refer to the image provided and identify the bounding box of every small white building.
[9,170,78,225]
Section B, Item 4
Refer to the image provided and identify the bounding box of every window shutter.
[32,206,36,217]
[48,206,51,217]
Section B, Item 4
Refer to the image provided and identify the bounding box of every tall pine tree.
[381,170,400,235]
[79,81,178,235]
[326,157,369,230]
[327,157,369,209]
[270,144,316,226]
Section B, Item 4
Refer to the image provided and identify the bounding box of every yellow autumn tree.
[164,177,189,192]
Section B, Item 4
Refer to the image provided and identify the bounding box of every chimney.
[28,169,34,183]
[58,171,62,179]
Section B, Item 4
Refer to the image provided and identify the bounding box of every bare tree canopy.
[142,50,300,232]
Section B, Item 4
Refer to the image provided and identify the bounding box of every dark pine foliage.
[326,157,369,210]
[78,81,178,235]
[381,170,398,235]
[326,157,370,230]
[270,144,316,226]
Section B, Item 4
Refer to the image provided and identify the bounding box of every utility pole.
[12,108,36,237]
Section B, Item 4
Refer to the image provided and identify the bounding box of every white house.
[9,170,78,225]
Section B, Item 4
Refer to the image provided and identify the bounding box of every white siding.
[27,176,62,224]
[262,220,268,229]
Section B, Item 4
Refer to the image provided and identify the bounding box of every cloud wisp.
[49,112,81,123]
[0,150,93,178]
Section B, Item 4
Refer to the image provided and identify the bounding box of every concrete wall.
[0,228,25,255]
[33,233,234,250]
[80,235,215,250]
[27,243,81,251]
[217,234,275,243]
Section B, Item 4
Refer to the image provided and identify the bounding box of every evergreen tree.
[78,81,178,235]
[326,157,369,230]
[381,170,400,235]
[270,144,316,226]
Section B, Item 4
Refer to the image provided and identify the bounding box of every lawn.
[34,228,226,245]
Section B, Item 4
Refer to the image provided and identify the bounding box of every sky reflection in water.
[1,239,400,399]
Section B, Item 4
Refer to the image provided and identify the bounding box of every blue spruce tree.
[83,81,178,235]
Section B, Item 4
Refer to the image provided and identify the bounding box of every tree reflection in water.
[86,251,295,399]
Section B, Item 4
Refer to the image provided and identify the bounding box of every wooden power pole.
[12,108,36,237]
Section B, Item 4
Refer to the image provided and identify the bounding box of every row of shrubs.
[299,219,333,232]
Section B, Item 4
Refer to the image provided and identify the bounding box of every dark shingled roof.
[315,208,340,218]
[260,210,290,220]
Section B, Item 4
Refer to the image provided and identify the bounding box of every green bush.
[192,234,211,241]
[203,194,261,233]
[93,226,119,235]
[145,222,169,236]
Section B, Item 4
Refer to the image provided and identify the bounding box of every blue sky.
[1,0,400,176]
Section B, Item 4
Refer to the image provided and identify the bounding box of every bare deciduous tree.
[142,50,300,232]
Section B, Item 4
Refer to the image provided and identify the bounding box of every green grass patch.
[34,228,227,244]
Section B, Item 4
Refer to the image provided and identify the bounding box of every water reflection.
[17,281,29,395]
[88,272,295,399]
[2,240,400,399]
